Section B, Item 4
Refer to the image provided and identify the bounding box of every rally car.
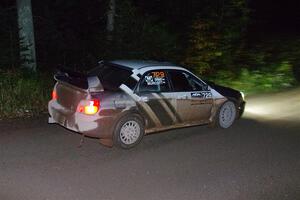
[48,60,245,148]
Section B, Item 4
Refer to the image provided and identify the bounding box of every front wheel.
[216,101,237,128]
[113,114,144,149]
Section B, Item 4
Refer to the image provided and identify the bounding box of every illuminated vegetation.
[0,70,52,119]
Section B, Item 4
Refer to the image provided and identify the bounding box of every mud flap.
[99,138,113,147]
[48,116,55,124]
[78,134,86,148]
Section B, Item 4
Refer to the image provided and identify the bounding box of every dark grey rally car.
[48,60,245,148]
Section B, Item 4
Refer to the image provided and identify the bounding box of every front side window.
[186,75,208,91]
[168,70,208,92]
[138,70,170,93]
[168,70,193,92]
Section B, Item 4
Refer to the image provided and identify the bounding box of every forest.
[0,0,299,118]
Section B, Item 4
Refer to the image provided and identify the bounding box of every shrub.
[208,61,296,94]
[0,70,53,119]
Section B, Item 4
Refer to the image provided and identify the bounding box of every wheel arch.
[112,109,145,149]
[111,108,145,136]
[210,98,237,128]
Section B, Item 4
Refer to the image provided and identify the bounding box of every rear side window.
[138,70,170,93]
[168,70,193,92]
[88,63,133,91]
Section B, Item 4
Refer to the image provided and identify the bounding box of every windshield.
[88,63,133,91]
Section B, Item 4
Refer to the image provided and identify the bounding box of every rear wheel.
[113,114,144,149]
[217,101,237,128]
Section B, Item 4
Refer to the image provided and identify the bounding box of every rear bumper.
[48,100,113,138]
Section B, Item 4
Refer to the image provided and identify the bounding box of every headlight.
[240,91,245,100]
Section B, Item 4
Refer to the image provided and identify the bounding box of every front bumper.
[238,101,246,118]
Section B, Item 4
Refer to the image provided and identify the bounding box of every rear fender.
[110,109,145,135]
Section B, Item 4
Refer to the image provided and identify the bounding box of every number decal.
[145,71,166,85]
[152,71,165,78]
[191,92,212,98]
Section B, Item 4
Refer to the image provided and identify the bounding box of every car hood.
[206,80,242,100]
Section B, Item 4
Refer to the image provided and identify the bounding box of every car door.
[136,70,177,128]
[167,70,213,124]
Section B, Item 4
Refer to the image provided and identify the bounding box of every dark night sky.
[249,0,300,32]
[1,0,300,32]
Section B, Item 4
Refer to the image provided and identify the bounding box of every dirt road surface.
[1,88,299,200]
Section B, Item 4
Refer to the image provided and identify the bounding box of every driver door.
[167,70,213,124]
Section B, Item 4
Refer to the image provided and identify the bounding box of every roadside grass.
[209,61,297,95]
[0,70,53,120]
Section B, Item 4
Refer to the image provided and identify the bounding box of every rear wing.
[54,68,104,92]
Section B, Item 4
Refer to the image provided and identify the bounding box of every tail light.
[52,90,57,100]
[77,99,100,115]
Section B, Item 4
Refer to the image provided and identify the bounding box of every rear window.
[88,63,133,91]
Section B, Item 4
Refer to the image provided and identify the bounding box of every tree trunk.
[106,0,115,40]
[16,0,37,71]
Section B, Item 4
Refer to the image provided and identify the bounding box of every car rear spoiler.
[54,67,104,92]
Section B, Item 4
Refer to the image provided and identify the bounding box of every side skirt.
[145,120,211,135]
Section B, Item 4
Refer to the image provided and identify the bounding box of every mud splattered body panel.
[48,60,245,146]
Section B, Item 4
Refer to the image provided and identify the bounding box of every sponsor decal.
[119,70,186,128]
[156,93,183,123]
[119,84,181,127]
[191,91,212,98]
[145,71,166,86]
[119,84,162,127]
[151,93,178,124]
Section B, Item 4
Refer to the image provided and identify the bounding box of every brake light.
[77,99,100,115]
[52,90,57,100]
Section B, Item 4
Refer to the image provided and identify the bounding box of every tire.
[216,100,237,129]
[113,114,144,149]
